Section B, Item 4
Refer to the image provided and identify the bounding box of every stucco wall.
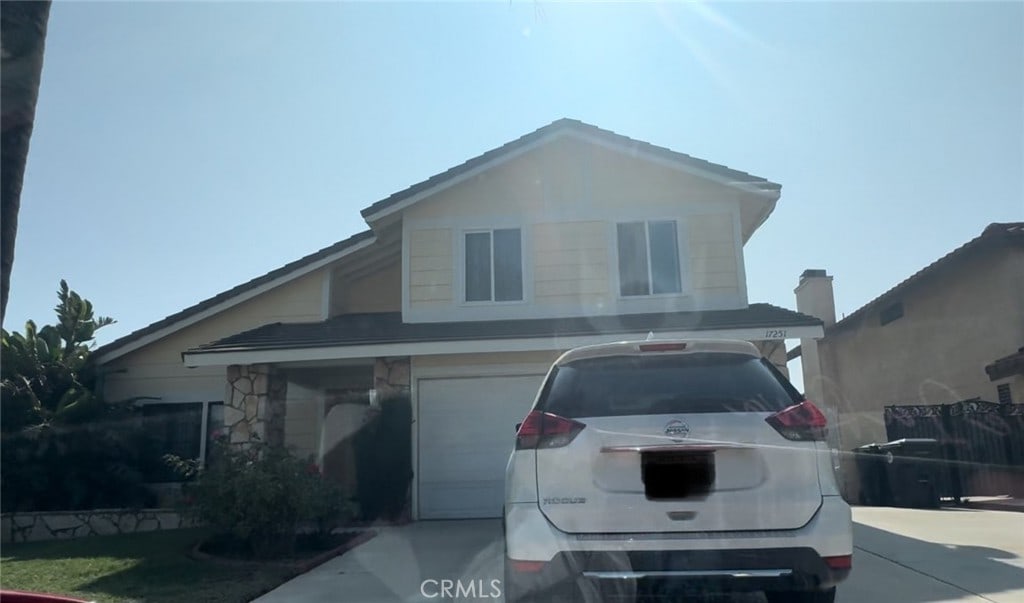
[822,247,1024,457]
[331,260,402,315]
[102,269,327,404]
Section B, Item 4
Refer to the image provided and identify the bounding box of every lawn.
[0,529,299,603]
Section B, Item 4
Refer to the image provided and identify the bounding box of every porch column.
[224,364,287,447]
[373,357,410,399]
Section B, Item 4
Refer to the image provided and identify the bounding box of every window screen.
[465,228,522,302]
[618,220,681,296]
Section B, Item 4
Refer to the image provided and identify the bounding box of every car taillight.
[515,411,585,450]
[765,400,828,441]
[510,560,546,573]
[824,555,852,570]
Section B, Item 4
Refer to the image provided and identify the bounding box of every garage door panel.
[418,374,544,519]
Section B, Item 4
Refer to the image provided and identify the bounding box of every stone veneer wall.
[224,364,287,446]
[374,357,410,398]
[1,509,197,544]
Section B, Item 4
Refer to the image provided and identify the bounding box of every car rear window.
[538,352,802,418]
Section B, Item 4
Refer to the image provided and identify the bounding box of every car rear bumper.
[504,495,852,599]
[506,547,850,601]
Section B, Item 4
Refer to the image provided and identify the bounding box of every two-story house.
[93,119,823,520]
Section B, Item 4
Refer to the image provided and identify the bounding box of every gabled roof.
[93,230,375,364]
[94,119,781,364]
[828,222,1024,334]
[186,303,821,355]
[360,118,781,223]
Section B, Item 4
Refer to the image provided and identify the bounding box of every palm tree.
[1,1,52,326]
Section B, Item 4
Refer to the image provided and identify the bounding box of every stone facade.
[374,357,410,399]
[225,364,287,446]
[1,509,197,544]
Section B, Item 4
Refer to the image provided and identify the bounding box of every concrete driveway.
[253,508,1024,603]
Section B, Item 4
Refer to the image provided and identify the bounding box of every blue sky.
[7,1,1023,388]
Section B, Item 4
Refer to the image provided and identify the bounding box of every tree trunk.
[1,1,52,326]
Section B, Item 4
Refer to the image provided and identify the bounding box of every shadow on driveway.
[844,518,1024,603]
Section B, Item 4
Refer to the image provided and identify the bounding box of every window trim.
[614,219,687,300]
[459,226,526,305]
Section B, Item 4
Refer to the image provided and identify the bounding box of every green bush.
[0,419,157,512]
[0,281,155,512]
[167,437,356,559]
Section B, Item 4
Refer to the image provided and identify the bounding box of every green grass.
[0,529,299,603]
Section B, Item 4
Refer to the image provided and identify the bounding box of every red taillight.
[824,555,852,570]
[515,411,585,450]
[638,342,688,352]
[510,560,547,573]
[765,400,828,441]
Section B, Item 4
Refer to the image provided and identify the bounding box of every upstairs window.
[617,220,682,296]
[465,228,523,302]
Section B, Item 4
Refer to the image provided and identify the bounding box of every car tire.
[764,586,837,603]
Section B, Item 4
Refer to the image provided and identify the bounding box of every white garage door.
[418,374,545,519]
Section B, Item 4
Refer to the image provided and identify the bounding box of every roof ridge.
[829,223,1021,333]
[359,118,779,219]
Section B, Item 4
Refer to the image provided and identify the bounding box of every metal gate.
[884,400,1024,498]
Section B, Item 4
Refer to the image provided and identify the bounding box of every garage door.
[418,374,545,519]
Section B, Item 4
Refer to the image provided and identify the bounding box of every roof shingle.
[828,222,1024,334]
[186,303,822,355]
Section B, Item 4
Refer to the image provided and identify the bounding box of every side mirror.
[515,423,522,432]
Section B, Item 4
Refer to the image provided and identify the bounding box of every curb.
[189,529,378,570]
[964,500,1024,513]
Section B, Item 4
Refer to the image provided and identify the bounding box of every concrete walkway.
[252,520,504,603]
[253,509,1024,603]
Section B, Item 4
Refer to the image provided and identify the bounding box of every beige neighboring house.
[791,223,1024,497]
[93,119,823,520]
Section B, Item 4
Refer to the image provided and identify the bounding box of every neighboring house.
[792,223,1024,496]
[93,119,823,520]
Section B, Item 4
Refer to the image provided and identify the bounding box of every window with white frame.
[141,401,223,482]
[464,228,523,302]
[616,220,682,296]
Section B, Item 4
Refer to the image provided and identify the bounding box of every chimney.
[794,269,837,327]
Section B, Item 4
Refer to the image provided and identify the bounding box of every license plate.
[641,451,715,499]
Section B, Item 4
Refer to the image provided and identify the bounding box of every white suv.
[503,339,852,603]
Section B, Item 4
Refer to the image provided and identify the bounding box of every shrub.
[0,419,157,512]
[167,437,356,559]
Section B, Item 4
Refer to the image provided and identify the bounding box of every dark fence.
[884,400,1024,499]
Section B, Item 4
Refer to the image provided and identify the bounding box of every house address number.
[764,329,787,338]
